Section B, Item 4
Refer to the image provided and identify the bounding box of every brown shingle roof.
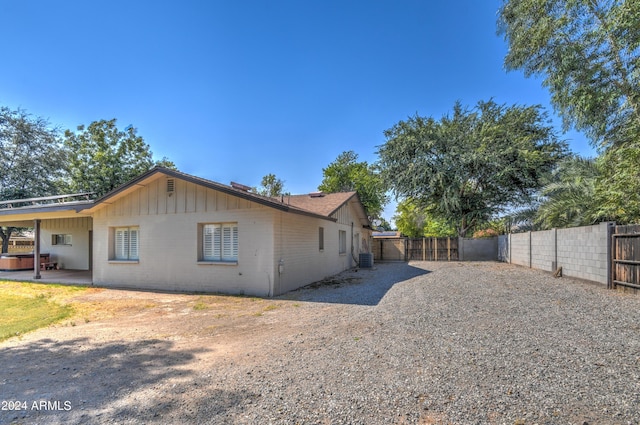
[286,192,357,217]
[85,167,362,222]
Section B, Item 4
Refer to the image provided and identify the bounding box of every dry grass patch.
[0,281,87,341]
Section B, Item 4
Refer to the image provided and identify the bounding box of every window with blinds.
[114,227,139,260]
[203,223,238,262]
[52,234,72,245]
[339,230,347,254]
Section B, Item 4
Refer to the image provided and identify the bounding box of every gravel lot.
[1,261,640,424]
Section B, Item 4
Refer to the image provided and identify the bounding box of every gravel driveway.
[1,261,640,424]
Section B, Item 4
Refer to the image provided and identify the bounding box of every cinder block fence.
[498,222,614,285]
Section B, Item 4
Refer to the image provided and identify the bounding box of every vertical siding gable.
[149,179,158,215]
[186,182,197,213]
[97,176,266,217]
[206,188,216,211]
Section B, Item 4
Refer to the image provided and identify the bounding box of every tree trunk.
[0,226,13,253]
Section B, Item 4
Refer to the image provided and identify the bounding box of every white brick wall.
[91,176,372,296]
[41,217,92,270]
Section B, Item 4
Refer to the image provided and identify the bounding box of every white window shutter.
[129,228,139,260]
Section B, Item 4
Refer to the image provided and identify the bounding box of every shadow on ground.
[280,262,430,306]
[0,337,254,424]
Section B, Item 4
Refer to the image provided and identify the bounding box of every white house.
[0,167,373,296]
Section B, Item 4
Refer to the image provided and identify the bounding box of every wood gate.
[407,237,458,261]
[373,238,407,262]
[373,237,459,262]
[610,224,640,294]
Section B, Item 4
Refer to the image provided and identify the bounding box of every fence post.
[448,237,451,261]
[608,222,615,290]
[422,238,426,261]
[553,228,557,272]
[529,231,532,268]
[433,238,437,261]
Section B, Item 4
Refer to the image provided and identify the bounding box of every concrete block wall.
[503,222,613,285]
[557,223,610,284]
[531,229,556,272]
[509,232,531,267]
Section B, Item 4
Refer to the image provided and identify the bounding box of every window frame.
[51,234,72,246]
[319,227,324,251]
[339,230,347,255]
[110,226,140,262]
[200,222,239,264]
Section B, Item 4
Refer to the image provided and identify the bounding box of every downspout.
[351,222,360,267]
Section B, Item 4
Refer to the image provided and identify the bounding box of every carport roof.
[0,200,94,225]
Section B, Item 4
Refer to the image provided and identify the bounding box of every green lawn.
[0,292,75,342]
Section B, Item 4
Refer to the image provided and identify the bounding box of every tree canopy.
[393,199,455,238]
[499,0,640,225]
[318,151,388,220]
[499,0,640,150]
[378,100,568,236]
[0,107,67,200]
[534,156,600,229]
[64,119,175,197]
[0,107,68,252]
[253,173,285,197]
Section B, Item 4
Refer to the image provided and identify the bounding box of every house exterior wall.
[91,177,276,296]
[41,217,92,270]
[272,200,372,296]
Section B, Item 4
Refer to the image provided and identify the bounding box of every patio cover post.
[34,219,41,279]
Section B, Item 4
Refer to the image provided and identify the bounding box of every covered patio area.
[0,193,95,282]
[0,269,92,285]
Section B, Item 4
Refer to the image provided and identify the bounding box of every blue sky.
[0,1,596,223]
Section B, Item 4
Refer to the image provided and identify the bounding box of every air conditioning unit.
[359,253,374,268]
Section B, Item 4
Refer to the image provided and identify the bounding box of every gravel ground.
[2,261,640,424]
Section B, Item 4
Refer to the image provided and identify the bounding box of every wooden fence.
[406,237,459,261]
[373,237,459,262]
[610,224,640,294]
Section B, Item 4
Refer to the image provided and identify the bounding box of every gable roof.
[287,192,371,229]
[0,167,372,228]
[83,167,370,225]
[287,192,356,216]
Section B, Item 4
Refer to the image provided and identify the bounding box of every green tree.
[393,199,455,237]
[318,151,388,220]
[254,173,285,197]
[374,217,393,231]
[499,0,640,150]
[64,119,175,197]
[378,100,567,237]
[499,0,640,224]
[0,107,67,252]
[535,156,600,229]
[594,145,640,223]
[393,199,427,238]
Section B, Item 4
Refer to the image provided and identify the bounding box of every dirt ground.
[0,269,371,424]
[2,262,639,424]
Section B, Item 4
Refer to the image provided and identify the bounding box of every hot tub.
[0,253,50,271]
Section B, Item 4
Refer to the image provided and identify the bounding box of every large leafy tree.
[594,145,640,223]
[535,156,600,229]
[318,150,388,220]
[0,107,68,252]
[64,119,175,197]
[378,100,568,237]
[499,0,640,150]
[499,0,640,224]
